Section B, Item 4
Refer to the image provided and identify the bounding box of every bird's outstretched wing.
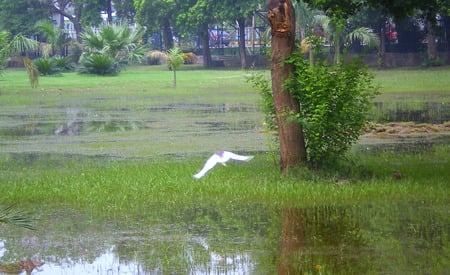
[193,154,220,179]
[222,151,254,161]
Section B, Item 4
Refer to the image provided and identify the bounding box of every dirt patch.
[363,122,450,137]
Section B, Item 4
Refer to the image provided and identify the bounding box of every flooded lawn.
[1,73,449,274]
[0,97,268,157]
[0,202,448,274]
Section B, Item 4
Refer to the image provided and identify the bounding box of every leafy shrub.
[284,54,379,167]
[52,56,74,72]
[182,52,197,64]
[33,58,58,75]
[33,56,75,75]
[79,54,118,75]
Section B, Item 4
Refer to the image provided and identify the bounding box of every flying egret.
[193,150,254,179]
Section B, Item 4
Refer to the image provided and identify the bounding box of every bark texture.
[268,0,307,172]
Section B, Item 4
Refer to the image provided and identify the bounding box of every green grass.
[1,65,449,217]
[0,145,448,216]
[372,66,450,93]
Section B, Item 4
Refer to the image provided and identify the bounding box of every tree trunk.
[162,19,174,50]
[237,18,247,69]
[200,23,212,68]
[268,0,307,173]
[379,25,386,68]
[106,0,113,23]
[426,21,438,61]
[278,208,305,274]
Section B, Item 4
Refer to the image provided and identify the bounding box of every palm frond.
[23,57,39,88]
[9,34,39,55]
[0,205,34,230]
[348,27,380,49]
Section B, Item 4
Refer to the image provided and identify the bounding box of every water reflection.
[0,203,447,274]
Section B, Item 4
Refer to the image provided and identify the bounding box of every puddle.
[0,203,447,274]
[356,132,450,154]
[371,101,450,123]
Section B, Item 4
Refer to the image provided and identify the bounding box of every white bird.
[193,150,254,179]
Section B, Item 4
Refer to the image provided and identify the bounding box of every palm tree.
[302,14,379,64]
[166,47,184,88]
[0,30,40,87]
[81,22,147,64]
[34,20,71,57]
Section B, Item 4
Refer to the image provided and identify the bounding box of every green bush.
[33,56,75,75]
[284,54,379,167]
[52,56,75,72]
[33,58,58,75]
[79,54,118,75]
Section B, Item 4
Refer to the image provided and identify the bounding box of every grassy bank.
[1,145,449,215]
[1,65,449,216]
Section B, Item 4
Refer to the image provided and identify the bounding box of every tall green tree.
[303,0,450,63]
[176,0,218,68]
[0,0,50,36]
[40,0,105,42]
[114,0,137,22]
[218,0,263,69]
[134,0,176,50]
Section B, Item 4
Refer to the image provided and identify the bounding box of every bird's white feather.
[193,154,220,179]
[193,151,254,179]
[222,151,254,162]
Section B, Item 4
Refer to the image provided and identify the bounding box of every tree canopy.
[302,0,450,21]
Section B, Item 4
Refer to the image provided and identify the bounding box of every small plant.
[33,58,58,75]
[79,53,118,76]
[167,47,184,87]
[52,55,75,72]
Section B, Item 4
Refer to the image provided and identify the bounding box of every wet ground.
[1,90,449,274]
[0,202,448,274]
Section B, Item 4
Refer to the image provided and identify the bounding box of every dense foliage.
[33,56,74,75]
[248,53,379,168]
[284,54,379,167]
[79,53,118,75]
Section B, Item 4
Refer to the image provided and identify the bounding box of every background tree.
[134,0,176,50]
[176,0,218,68]
[114,0,137,22]
[0,0,50,36]
[41,0,105,43]
[219,0,263,69]
[35,20,72,57]
[303,0,450,63]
